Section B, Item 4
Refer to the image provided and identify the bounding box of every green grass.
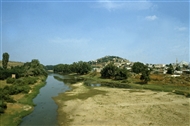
[18,79,46,105]
[60,88,107,101]
[0,106,34,126]
[82,73,190,97]
[0,80,8,88]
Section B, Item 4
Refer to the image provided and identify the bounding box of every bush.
[22,85,31,93]
[6,77,16,84]
[101,63,117,79]
[0,100,7,113]
[13,78,27,85]
[24,77,37,85]
[0,91,15,103]
[100,81,131,88]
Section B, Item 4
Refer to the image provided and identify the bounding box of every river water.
[19,73,71,126]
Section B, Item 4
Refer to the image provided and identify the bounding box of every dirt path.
[55,83,190,126]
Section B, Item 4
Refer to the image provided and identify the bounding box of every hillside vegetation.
[0,60,24,68]
[0,55,47,126]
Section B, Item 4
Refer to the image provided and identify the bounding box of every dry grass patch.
[0,80,9,88]
[55,84,190,126]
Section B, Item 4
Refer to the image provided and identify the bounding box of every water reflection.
[19,73,70,126]
[53,75,84,84]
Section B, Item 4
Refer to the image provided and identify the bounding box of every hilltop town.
[88,55,190,76]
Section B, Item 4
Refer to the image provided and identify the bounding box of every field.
[0,61,24,68]
[82,72,190,97]
[54,82,190,126]
[54,72,190,126]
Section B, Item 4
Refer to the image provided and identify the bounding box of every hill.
[90,56,129,63]
[0,61,24,68]
[88,55,131,68]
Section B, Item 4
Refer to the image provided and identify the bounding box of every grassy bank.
[81,72,190,97]
[0,76,47,126]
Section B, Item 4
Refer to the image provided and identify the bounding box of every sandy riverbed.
[55,83,190,126]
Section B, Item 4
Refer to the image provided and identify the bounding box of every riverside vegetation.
[1,53,190,125]
[52,56,190,97]
[52,58,190,126]
[0,52,47,126]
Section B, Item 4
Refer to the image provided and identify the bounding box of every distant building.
[183,69,190,74]
[171,75,180,77]
[12,74,16,79]
[93,68,102,73]
[163,70,167,74]
[174,70,183,74]
[154,64,165,69]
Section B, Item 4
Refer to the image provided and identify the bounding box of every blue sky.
[0,0,189,65]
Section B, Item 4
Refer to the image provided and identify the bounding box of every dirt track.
[55,83,190,126]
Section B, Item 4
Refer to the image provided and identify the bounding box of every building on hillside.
[174,70,183,75]
[154,64,166,69]
[183,69,190,74]
[12,74,16,78]
[114,63,121,68]
[163,70,167,74]
[171,75,181,77]
[92,68,102,73]
[178,61,189,68]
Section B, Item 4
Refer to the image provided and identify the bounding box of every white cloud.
[145,15,158,21]
[95,0,154,11]
[175,27,188,31]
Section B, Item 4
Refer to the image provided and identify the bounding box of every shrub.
[6,77,16,84]
[101,63,117,79]
[24,77,37,85]
[13,78,27,85]
[21,85,31,93]
[0,100,7,113]
[0,91,15,103]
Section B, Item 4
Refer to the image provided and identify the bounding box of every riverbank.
[0,76,47,126]
[55,82,190,126]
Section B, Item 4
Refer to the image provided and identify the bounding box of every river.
[19,73,71,126]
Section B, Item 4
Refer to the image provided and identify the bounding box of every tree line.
[53,61,91,75]
[101,62,151,83]
[100,63,129,80]
[0,59,47,80]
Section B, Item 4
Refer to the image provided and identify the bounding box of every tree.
[115,68,128,80]
[23,59,47,76]
[75,61,91,75]
[132,62,150,83]
[101,63,129,80]
[0,100,7,113]
[175,65,181,71]
[101,63,118,79]
[2,52,9,69]
[140,69,150,84]
[167,64,174,74]
[132,62,146,74]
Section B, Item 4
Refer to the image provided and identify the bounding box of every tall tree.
[132,62,151,83]
[101,63,118,79]
[2,52,9,69]
[132,62,146,74]
[140,69,150,84]
[167,64,174,74]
